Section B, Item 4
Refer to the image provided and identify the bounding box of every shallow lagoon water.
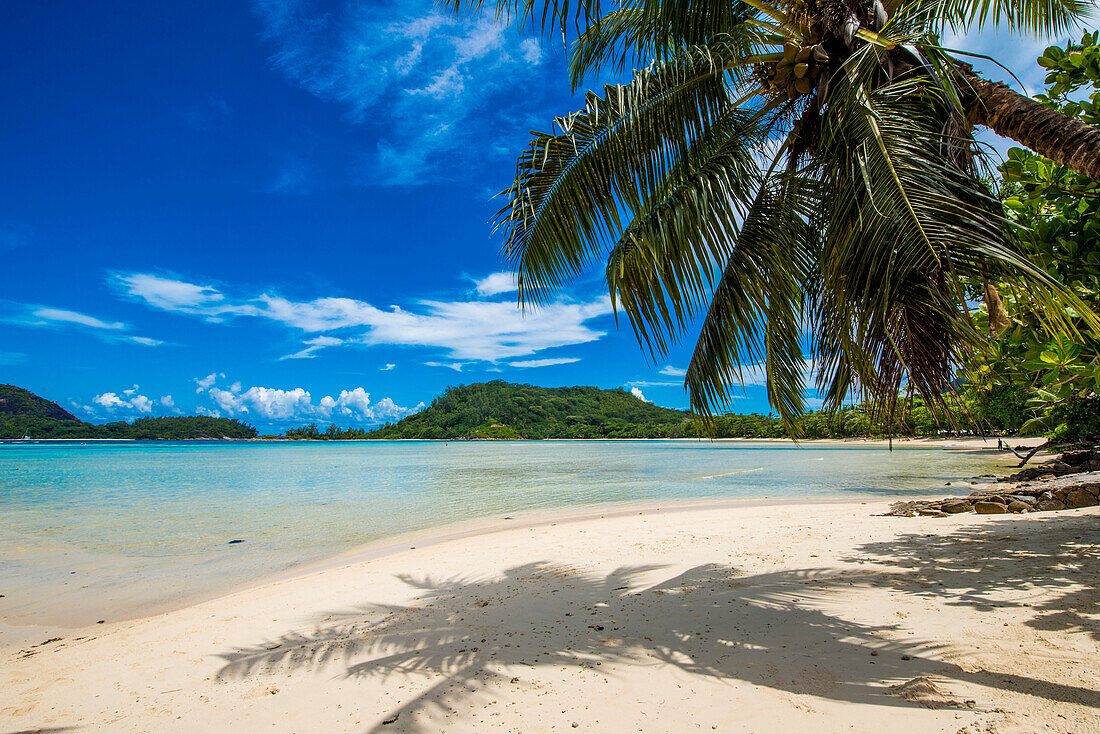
[0,440,1013,627]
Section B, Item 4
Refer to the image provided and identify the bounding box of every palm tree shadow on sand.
[216,517,1099,732]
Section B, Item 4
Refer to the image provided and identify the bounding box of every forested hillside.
[366,381,692,439]
[0,384,257,439]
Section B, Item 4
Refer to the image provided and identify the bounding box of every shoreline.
[5,436,1050,448]
[3,496,1096,732]
[0,495,913,639]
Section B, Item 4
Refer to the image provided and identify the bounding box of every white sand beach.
[1,497,1097,733]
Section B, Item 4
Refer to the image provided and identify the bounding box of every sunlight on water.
[0,440,1013,627]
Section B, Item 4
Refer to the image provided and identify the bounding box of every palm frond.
[892,0,1092,37]
[606,108,764,358]
[569,4,763,89]
[498,46,739,307]
[685,173,820,431]
[808,45,1073,421]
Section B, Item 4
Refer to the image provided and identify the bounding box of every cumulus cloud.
[630,387,649,403]
[160,395,175,408]
[120,272,613,363]
[92,389,154,414]
[195,378,419,424]
[194,373,223,392]
[253,0,550,185]
[473,272,516,297]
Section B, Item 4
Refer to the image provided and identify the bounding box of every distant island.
[0,384,257,440]
[3,381,1031,441]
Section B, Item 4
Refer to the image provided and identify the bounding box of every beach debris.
[888,676,961,709]
[227,539,244,545]
[885,471,1100,517]
[382,712,400,725]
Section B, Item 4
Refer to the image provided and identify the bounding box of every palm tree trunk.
[961,68,1100,180]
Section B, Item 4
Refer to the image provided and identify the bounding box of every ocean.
[0,440,1013,627]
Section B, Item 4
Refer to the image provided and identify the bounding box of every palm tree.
[449,0,1100,431]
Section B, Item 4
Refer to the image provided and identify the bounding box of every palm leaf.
[497,47,741,307]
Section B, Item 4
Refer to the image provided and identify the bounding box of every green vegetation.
[0,384,257,440]
[452,0,1100,434]
[364,381,693,439]
[289,382,1025,441]
[964,32,1100,440]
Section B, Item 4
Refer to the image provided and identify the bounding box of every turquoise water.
[0,440,1012,627]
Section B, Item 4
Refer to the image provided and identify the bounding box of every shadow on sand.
[216,513,1098,732]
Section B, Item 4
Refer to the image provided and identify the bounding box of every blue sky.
[0,0,1081,430]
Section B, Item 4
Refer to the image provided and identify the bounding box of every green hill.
[366,381,692,439]
[0,384,80,421]
[0,384,257,440]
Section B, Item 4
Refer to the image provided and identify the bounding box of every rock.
[1064,488,1099,509]
[974,501,1008,514]
[1007,501,1030,513]
[917,509,949,518]
[1007,494,1037,506]
[1037,500,1066,511]
[942,500,971,514]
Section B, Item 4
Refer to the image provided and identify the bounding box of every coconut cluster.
[765,42,829,98]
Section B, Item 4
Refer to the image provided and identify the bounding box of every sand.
[1,498,1096,733]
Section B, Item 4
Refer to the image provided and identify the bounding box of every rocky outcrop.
[1000,449,1100,482]
[887,471,1100,517]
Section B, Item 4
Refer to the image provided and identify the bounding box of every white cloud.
[31,307,124,331]
[381,363,396,371]
[253,0,549,186]
[630,387,650,403]
[280,335,345,360]
[473,271,516,297]
[425,361,465,371]
[194,373,222,392]
[659,365,687,377]
[507,357,580,368]
[92,390,153,414]
[113,272,258,321]
[120,272,613,363]
[130,395,153,413]
[197,379,417,424]
[5,302,161,346]
[160,395,175,408]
